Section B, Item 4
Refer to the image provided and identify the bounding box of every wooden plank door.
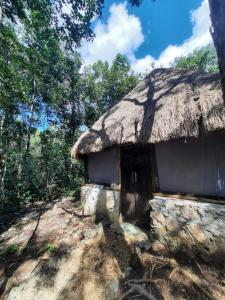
[121,145,152,224]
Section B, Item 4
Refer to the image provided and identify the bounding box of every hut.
[72,68,225,258]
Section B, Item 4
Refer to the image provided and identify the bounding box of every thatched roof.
[72,68,225,159]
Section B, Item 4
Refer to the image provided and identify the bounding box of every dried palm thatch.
[72,68,225,159]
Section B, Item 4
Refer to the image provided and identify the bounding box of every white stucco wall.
[155,131,225,196]
[88,147,120,185]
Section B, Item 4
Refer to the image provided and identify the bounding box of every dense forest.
[0,0,219,211]
[0,0,140,210]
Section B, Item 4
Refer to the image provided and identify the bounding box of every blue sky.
[101,0,203,59]
[80,0,212,73]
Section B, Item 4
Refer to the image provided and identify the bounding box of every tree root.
[120,283,157,300]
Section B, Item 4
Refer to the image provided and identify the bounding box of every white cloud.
[132,0,212,72]
[130,55,155,74]
[80,0,212,73]
[157,0,211,67]
[80,3,144,66]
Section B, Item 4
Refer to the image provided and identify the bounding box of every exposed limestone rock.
[150,197,225,263]
[119,222,149,245]
[151,240,167,252]
[165,216,180,232]
[154,212,165,224]
[81,185,120,223]
[3,196,154,300]
[106,279,120,300]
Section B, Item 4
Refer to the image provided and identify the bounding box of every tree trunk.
[0,112,7,205]
[0,112,5,138]
[20,80,36,194]
[0,1,3,25]
[208,0,225,101]
[0,162,7,204]
[16,135,24,199]
[25,100,35,155]
[24,80,36,160]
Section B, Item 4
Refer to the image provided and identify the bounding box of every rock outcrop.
[81,185,120,223]
[150,197,225,263]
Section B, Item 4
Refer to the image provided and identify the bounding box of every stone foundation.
[150,197,225,263]
[81,185,120,223]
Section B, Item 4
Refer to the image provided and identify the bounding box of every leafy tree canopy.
[1,0,104,49]
[83,54,140,127]
[174,44,219,73]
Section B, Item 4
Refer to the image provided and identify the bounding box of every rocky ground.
[0,198,225,300]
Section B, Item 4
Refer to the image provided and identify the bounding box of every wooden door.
[121,144,153,224]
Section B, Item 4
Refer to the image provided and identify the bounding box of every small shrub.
[5,244,20,255]
[43,243,56,253]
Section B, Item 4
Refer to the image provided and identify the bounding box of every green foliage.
[43,243,56,253]
[5,244,20,255]
[0,25,28,108]
[0,48,137,208]
[0,3,140,210]
[1,0,104,49]
[174,44,219,73]
[83,54,140,126]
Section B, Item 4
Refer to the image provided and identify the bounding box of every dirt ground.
[0,198,225,300]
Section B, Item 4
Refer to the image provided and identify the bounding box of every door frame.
[120,143,159,222]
